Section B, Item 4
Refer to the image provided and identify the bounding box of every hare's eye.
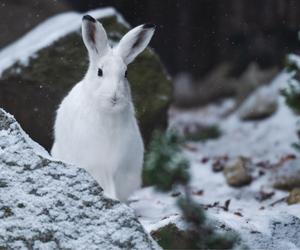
[98,68,103,77]
[125,70,128,78]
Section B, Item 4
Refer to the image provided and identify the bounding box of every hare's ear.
[82,15,109,59]
[116,24,155,64]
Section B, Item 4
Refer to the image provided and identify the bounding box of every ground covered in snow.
[130,71,300,249]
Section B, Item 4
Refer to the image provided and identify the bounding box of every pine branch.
[144,129,236,249]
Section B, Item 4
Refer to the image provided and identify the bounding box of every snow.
[196,72,299,162]
[131,187,182,232]
[288,53,300,69]
[130,71,300,249]
[169,72,299,163]
[0,7,128,76]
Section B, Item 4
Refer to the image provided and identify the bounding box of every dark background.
[1,0,300,79]
[67,0,300,78]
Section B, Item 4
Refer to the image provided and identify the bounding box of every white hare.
[51,15,155,202]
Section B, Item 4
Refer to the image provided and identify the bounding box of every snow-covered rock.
[271,158,300,190]
[238,85,278,120]
[169,98,235,134]
[0,108,159,250]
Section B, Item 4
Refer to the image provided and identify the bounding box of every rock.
[241,215,300,249]
[212,156,229,172]
[272,159,300,190]
[0,8,171,150]
[223,157,252,187]
[0,108,159,249]
[172,63,238,108]
[150,223,234,250]
[183,125,222,142]
[235,63,279,102]
[172,73,195,108]
[238,85,278,120]
[172,62,278,109]
[287,188,300,205]
[168,98,235,137]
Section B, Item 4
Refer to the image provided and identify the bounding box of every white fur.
[51,16,155,202]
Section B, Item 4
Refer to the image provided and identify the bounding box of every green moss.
[285,56,300,73]
[129,49,171,142]
[143,130,190,189]
[0,14,171,149]
[280,85,300,115]
[281,55,300,115]
[151,223,191,249]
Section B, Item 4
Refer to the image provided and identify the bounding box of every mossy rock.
[184,125,222,142]
[0,14,171,150]
[151,223,235,249]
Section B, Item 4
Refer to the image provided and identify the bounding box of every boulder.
[223,157,252,187]
[0,108,159,249]
[238,85,278,120]
[247,215,300,249]
[272,159,300,190]
[0,8,171,150]
[172,62,278,109]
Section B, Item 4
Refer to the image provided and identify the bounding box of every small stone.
[287,188,300,205]
[271,159,300,190]
[0,179,8,188]
[171,191,181,197]
[223,157,252,187]
[255,190,275,201]
[17,203,25,208]
[212,156,228,172]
